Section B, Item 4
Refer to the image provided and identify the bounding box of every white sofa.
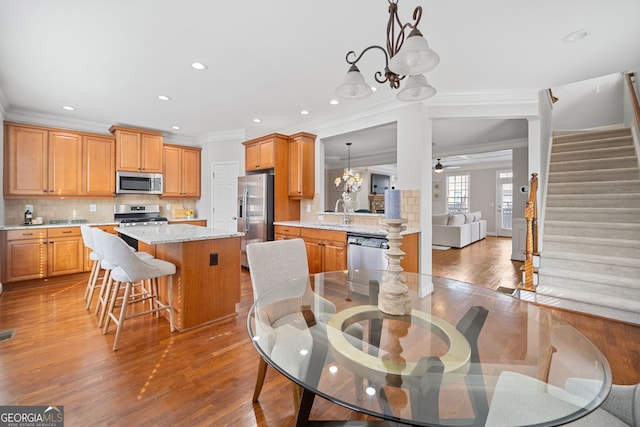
[432,212,487,248]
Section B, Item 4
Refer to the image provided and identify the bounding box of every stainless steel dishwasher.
[347,233,389,272]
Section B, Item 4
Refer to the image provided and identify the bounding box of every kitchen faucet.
[335,198,350,225]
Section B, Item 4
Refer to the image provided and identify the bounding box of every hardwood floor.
[0,240,638,426]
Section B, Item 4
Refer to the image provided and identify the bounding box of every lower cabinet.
[274,226,346,274]
[2,227,84,283]
[300,228,347,274]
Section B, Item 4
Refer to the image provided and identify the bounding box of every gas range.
[114,204,168,227]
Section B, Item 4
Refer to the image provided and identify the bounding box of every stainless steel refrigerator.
[237,173,274,268]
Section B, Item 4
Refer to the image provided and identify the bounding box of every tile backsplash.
[3,195,197,225]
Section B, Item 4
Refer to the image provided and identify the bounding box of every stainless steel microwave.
[116,171,163,194]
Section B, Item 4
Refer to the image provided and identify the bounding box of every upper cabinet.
[110,125,163,173]
[163,144,202,199]
[244,136,276,171]
[288,132,315,199]
[3,122,115,198]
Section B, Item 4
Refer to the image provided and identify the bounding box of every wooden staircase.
[534,127,640,324]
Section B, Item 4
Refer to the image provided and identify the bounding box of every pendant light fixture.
[434,159,444,173]
[334,143,364,193]
[335,0,440,102]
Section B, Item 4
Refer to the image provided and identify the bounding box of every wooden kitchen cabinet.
[2,226,84,283]
[163,144,201,199]
[4,124,83,197]
[110,125,163,173]
[3,122,116,198]
[47,227,84,276]
[242,133,299,222]
[244,137,275,171]
[2,229,47,282]
[274,224,301,240]
[84,135,116,197]
[288,132,315,199]
[300,228,347,274]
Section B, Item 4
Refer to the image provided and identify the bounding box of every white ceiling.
[1,0,639,157]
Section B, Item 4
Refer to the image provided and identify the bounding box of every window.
[446,174,470,213]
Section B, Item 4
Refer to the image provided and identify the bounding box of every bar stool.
[100,232,176,351]
[81,225,102,310]
[91,228,154,328]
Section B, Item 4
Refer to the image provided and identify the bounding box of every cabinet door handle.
[22,232,33,236]
[62,231,72,234]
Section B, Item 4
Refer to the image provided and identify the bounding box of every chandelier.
[335,0,440,102]
[334,143,363,194]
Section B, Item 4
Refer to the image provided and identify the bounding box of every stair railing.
[521,173,538,291]
[625,72,640,127]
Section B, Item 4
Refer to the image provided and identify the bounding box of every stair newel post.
[520,173,538,292]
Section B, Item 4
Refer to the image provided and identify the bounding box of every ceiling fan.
[433,158,461,173]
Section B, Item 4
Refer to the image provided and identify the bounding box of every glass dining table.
[247,270,612,427]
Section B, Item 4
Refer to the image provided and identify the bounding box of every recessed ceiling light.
[563,29,590,43]
[62,105,75,111]
[171,125,181,130]
[300,110,310,115]
[158,95,172,101]
[330,99,339,105]
[191,62,208,70]
[253,118,262,123]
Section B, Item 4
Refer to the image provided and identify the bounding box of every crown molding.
[6,108,114,135]
[198,128,246,145]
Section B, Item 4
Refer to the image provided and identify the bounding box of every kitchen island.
[116,224,243,331]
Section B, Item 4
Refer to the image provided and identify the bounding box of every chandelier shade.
[396,74,436,102]
[388,29,440,76]
[335,64,373,99]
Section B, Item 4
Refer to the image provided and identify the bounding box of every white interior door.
[496,171,513,237]
[212,161,239,231]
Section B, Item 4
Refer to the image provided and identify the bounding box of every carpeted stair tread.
[544,206,640,223]
[546,194,640,208]
[551,136,634,152]
[552,127,631,143]
[547,180,640,194]
[543,234,640,248]
[535,284,640,316]
[540,252,640,278]
[538,267,640,292]
[548,167,640,183]
[549,156,638,172]
[543,220,640,240]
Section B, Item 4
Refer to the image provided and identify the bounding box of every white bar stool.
[81,225,102,310]
[100,232,176,351]
[91,228,154,328]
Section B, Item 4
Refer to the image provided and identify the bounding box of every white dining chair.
[99,232,176,351]
[485,371,638,426]
[247,238,363,411]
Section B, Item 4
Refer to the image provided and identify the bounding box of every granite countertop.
[0,217,204,231]
[116,224,243,245]
[274,221,420,236]
[0,221,119,231]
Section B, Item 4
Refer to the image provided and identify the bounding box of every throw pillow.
[433,214,450,225]
[473,211,482,222]
[465,213,475,224]
[448,214,465,226]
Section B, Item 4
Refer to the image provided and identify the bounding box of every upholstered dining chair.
[246,238,313,410]
[485,371,639,426]
[247,238,363,412]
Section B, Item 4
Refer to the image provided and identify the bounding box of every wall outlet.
[25,204,34,212]
[89,204,97,212]
[306,203,311,213]
[317,215,324,221]
[166,203,172,210]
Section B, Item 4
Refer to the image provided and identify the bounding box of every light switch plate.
[306,203,311,212]
[89,204,97,212]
